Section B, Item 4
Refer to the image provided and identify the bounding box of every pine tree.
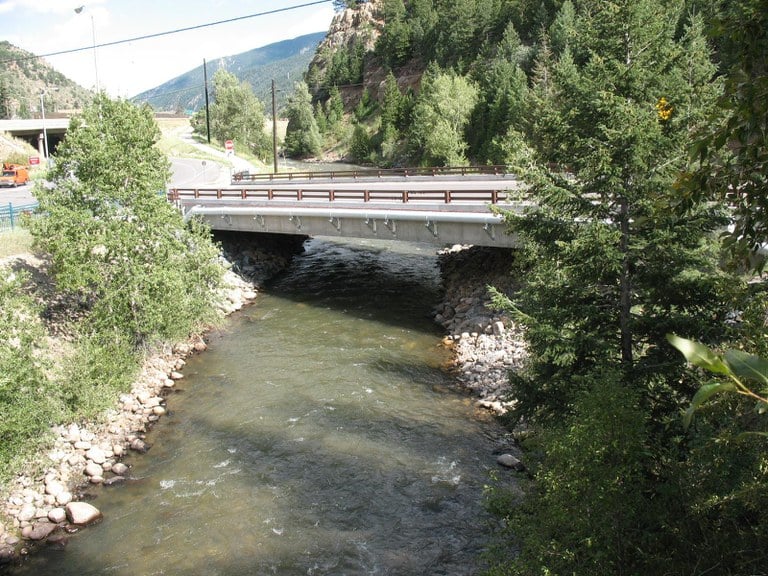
[491,2,744,573]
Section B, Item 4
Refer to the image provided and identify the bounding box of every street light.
[74,5,100,93]
[39,91,49,162]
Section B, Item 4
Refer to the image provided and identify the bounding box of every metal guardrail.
[0,202,38,233]
[168,187,511,205]
[231,165,509,183]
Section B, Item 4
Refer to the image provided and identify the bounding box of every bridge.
[0,119,70,159]
[169,166,528,248]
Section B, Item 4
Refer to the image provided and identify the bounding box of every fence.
[0,202,38,233]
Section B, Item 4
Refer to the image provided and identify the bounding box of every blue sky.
[0,0,335,98]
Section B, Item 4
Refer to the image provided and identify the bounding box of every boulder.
[65,502,102,526]
[496,454,525,471]
[28,522,57,541]
[85,447,106,464]
[48,508,67,523]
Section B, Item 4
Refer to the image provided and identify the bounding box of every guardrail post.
[8,203,14,231]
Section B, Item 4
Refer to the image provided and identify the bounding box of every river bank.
[0,237,524,566]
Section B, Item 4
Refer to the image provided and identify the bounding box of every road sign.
[225,140,234,152]
[29,156,40,166]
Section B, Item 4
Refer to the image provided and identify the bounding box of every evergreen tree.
[489,2,752,573]
[379,71,404,133]
[681,0,768,268]
[376,0,411,68]
[284,81,323,158]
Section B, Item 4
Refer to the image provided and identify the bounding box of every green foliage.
[59,329,139,419]
[207,69,271,160]
[379,72,405,132]
[499,373,651,575]
[678,0,768,269]
[0,268,60,482]
[284,81,323,158]
[483,2,768,574]
[29,94,223,348]
[376,0,412,68]
[668,335,768,429]
[349,123,372,163]
[408,66,478,166]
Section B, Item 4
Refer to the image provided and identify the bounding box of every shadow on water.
[261,237,447,334]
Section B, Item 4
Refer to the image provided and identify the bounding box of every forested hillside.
[290,1,768,574]
[0,42,93,118]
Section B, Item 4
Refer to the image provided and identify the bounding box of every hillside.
[131,32,326,114]
[0,41,94,118]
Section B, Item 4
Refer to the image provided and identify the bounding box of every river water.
[10,237,509,576]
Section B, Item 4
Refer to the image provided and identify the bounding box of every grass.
[0,228,33,258]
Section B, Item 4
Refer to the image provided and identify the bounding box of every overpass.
[169,167,528,248]
[0,118,70,159]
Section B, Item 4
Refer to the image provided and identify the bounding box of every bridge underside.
[180,201,519,248]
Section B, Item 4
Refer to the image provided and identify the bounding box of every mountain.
[0,41,94,119]
[131,32,327,114]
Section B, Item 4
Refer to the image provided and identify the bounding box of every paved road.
[0,182,35,206]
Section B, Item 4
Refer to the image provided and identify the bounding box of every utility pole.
[203,59,211,144]
[272,79,278,174]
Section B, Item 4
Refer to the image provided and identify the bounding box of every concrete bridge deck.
[170,173,527,248]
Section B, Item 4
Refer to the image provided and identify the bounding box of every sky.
[0,0,336,98]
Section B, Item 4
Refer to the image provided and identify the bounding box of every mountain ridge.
[131,32,327,114]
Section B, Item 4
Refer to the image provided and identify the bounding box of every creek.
[9,237,510,576]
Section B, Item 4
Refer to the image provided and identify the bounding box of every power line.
[0,1,332,66]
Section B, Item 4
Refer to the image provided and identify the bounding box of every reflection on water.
[10,237,508,576]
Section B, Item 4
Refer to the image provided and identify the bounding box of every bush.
[0,268,60,482]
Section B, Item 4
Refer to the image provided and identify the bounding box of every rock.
[85,447,106,464]
[170,371,184,380]
[28,522,57,541]
[111,462,129,475]
[65,502,102,526]
[48,508,67,523]
[17,503,36,522]
[73,440,91,450]
[56,491,73,506]
[130,439,149,453]
[84,463,103,477]
[44,480,66,497]
[103,476,125,487]
[496,454,525,471]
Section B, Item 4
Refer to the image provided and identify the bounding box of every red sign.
[225,140,234,152]
[29,156,40,165]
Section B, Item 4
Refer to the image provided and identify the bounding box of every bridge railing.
[168,187,513,204]
[230,165,509,183]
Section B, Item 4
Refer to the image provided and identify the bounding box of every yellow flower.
[656,97,673,122]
